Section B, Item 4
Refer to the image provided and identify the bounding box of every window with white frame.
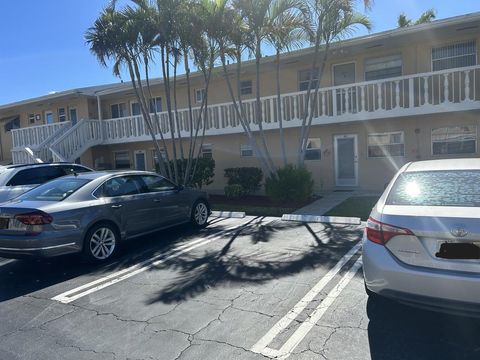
[111,103,127,118]
[240,80,253,95]
[195,89,206,104]
[240,144,253,157]
[149,97,162,113]
[305,138,321,160]
[365,55,402,81]
[432,126,476,155]
[432,40,477,71]
[131,102,141,116]
[201,144,213,159]
[298,69,319,91]
[114,151,131,169]
[28,113,35,124]
[368,132,405,158]
[58,108,66,122]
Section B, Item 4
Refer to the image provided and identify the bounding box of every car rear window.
[386,170,480,207]
[18,178,91,202]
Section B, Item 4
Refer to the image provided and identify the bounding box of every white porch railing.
[102,65,480,144]
[50,119,103,162]
[10,65,480,163]
[11,122,69,149]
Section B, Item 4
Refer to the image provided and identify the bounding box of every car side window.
[7,166,65,186]
[141,175,176,193]
[99,176,142,198]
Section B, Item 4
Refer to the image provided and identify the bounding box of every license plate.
[436,241,480,260]
[0,217,9,230]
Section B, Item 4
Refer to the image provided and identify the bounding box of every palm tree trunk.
[254,41,276,173]
[160,45,179,184]
[220,53,272,177]
[276,48,287,167]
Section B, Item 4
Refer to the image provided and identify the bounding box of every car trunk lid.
[382,205,480,274]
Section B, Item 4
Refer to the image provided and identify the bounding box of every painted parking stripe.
[251,242,362,358]
[52,217,256,304]
[0,259,15,267]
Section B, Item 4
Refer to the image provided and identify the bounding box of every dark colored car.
[0,171,210,262]
[0,163,92,203]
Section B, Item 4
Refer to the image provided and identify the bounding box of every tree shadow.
[146,221,363,304]
[367,296,480,360]
[0,218,236,302]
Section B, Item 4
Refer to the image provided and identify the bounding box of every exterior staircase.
[50,119,104,162]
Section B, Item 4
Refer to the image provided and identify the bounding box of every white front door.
[334,134,358,187]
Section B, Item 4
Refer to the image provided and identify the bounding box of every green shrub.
[224,184,246,199]
[163,157,215,189]
[224,167,263,195]
[265,165,314,203]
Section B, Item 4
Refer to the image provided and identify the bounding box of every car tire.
[191,200,210,228]
[82,222,119,263]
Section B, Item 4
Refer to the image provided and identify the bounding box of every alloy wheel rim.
[90,227,116,260]
[194,203,208,225]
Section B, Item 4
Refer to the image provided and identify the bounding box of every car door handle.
[111,204,123,209]
[153,199,162,203]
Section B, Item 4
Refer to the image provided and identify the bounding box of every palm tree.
[297,0,371,165]
[85,6,169,177]
[398,9,436,28]
[266,0,310,166]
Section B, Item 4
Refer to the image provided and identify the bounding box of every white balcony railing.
[11,122,70,149]
[10,65,480,163]
[102,65,480,144]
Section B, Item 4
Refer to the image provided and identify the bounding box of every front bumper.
[362,236,480,313]
[0,230,82,259]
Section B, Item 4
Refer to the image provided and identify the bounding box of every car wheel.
[191,200,209,228]
[82,223,119,263]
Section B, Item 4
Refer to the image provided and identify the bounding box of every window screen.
[432,40,477,71]
[432,126,476,155]
[365,55,402,81]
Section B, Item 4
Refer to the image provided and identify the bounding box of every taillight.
[14,211,53,225]
[366,217,413,245]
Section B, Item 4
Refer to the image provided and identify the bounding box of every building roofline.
[2,11,479,104]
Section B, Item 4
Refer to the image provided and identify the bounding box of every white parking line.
[251,242,362,359]
[0,259,15,267]
[52,217,255,304]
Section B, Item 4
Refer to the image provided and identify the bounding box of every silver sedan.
[363,158,480,314]
[0,171,210,262]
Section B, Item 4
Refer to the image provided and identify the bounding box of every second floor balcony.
[11,65,480,164]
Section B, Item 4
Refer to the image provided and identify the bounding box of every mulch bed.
[209,194,318,209]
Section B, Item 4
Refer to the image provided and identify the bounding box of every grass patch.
[212,204,294,217]
[325,196,380,221]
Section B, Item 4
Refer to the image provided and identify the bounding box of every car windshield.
[387,170,480,207]
[17,178,91,202]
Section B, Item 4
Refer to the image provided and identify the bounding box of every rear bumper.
[0,231,82,259]
[362,236,480,313]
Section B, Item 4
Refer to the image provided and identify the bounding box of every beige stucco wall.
[87,110,480,193]
[0,96,92,162]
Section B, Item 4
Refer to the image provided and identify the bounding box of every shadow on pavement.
[367,295,480,360]
[0,219,235,303]
[147,220,363,304]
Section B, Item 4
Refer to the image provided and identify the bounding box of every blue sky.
[0,0,478,105]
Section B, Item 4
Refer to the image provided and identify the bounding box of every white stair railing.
[50,119,104,162]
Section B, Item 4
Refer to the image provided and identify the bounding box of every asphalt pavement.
[1,216,479,360]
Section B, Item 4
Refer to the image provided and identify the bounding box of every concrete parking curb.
[281,214,361,225]
[211,211,246,218]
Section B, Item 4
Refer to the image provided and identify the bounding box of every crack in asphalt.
[54,340,117,360]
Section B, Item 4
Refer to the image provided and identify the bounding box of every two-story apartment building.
[1,12,479,192]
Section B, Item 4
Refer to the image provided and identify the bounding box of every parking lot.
[1,215,480,360]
